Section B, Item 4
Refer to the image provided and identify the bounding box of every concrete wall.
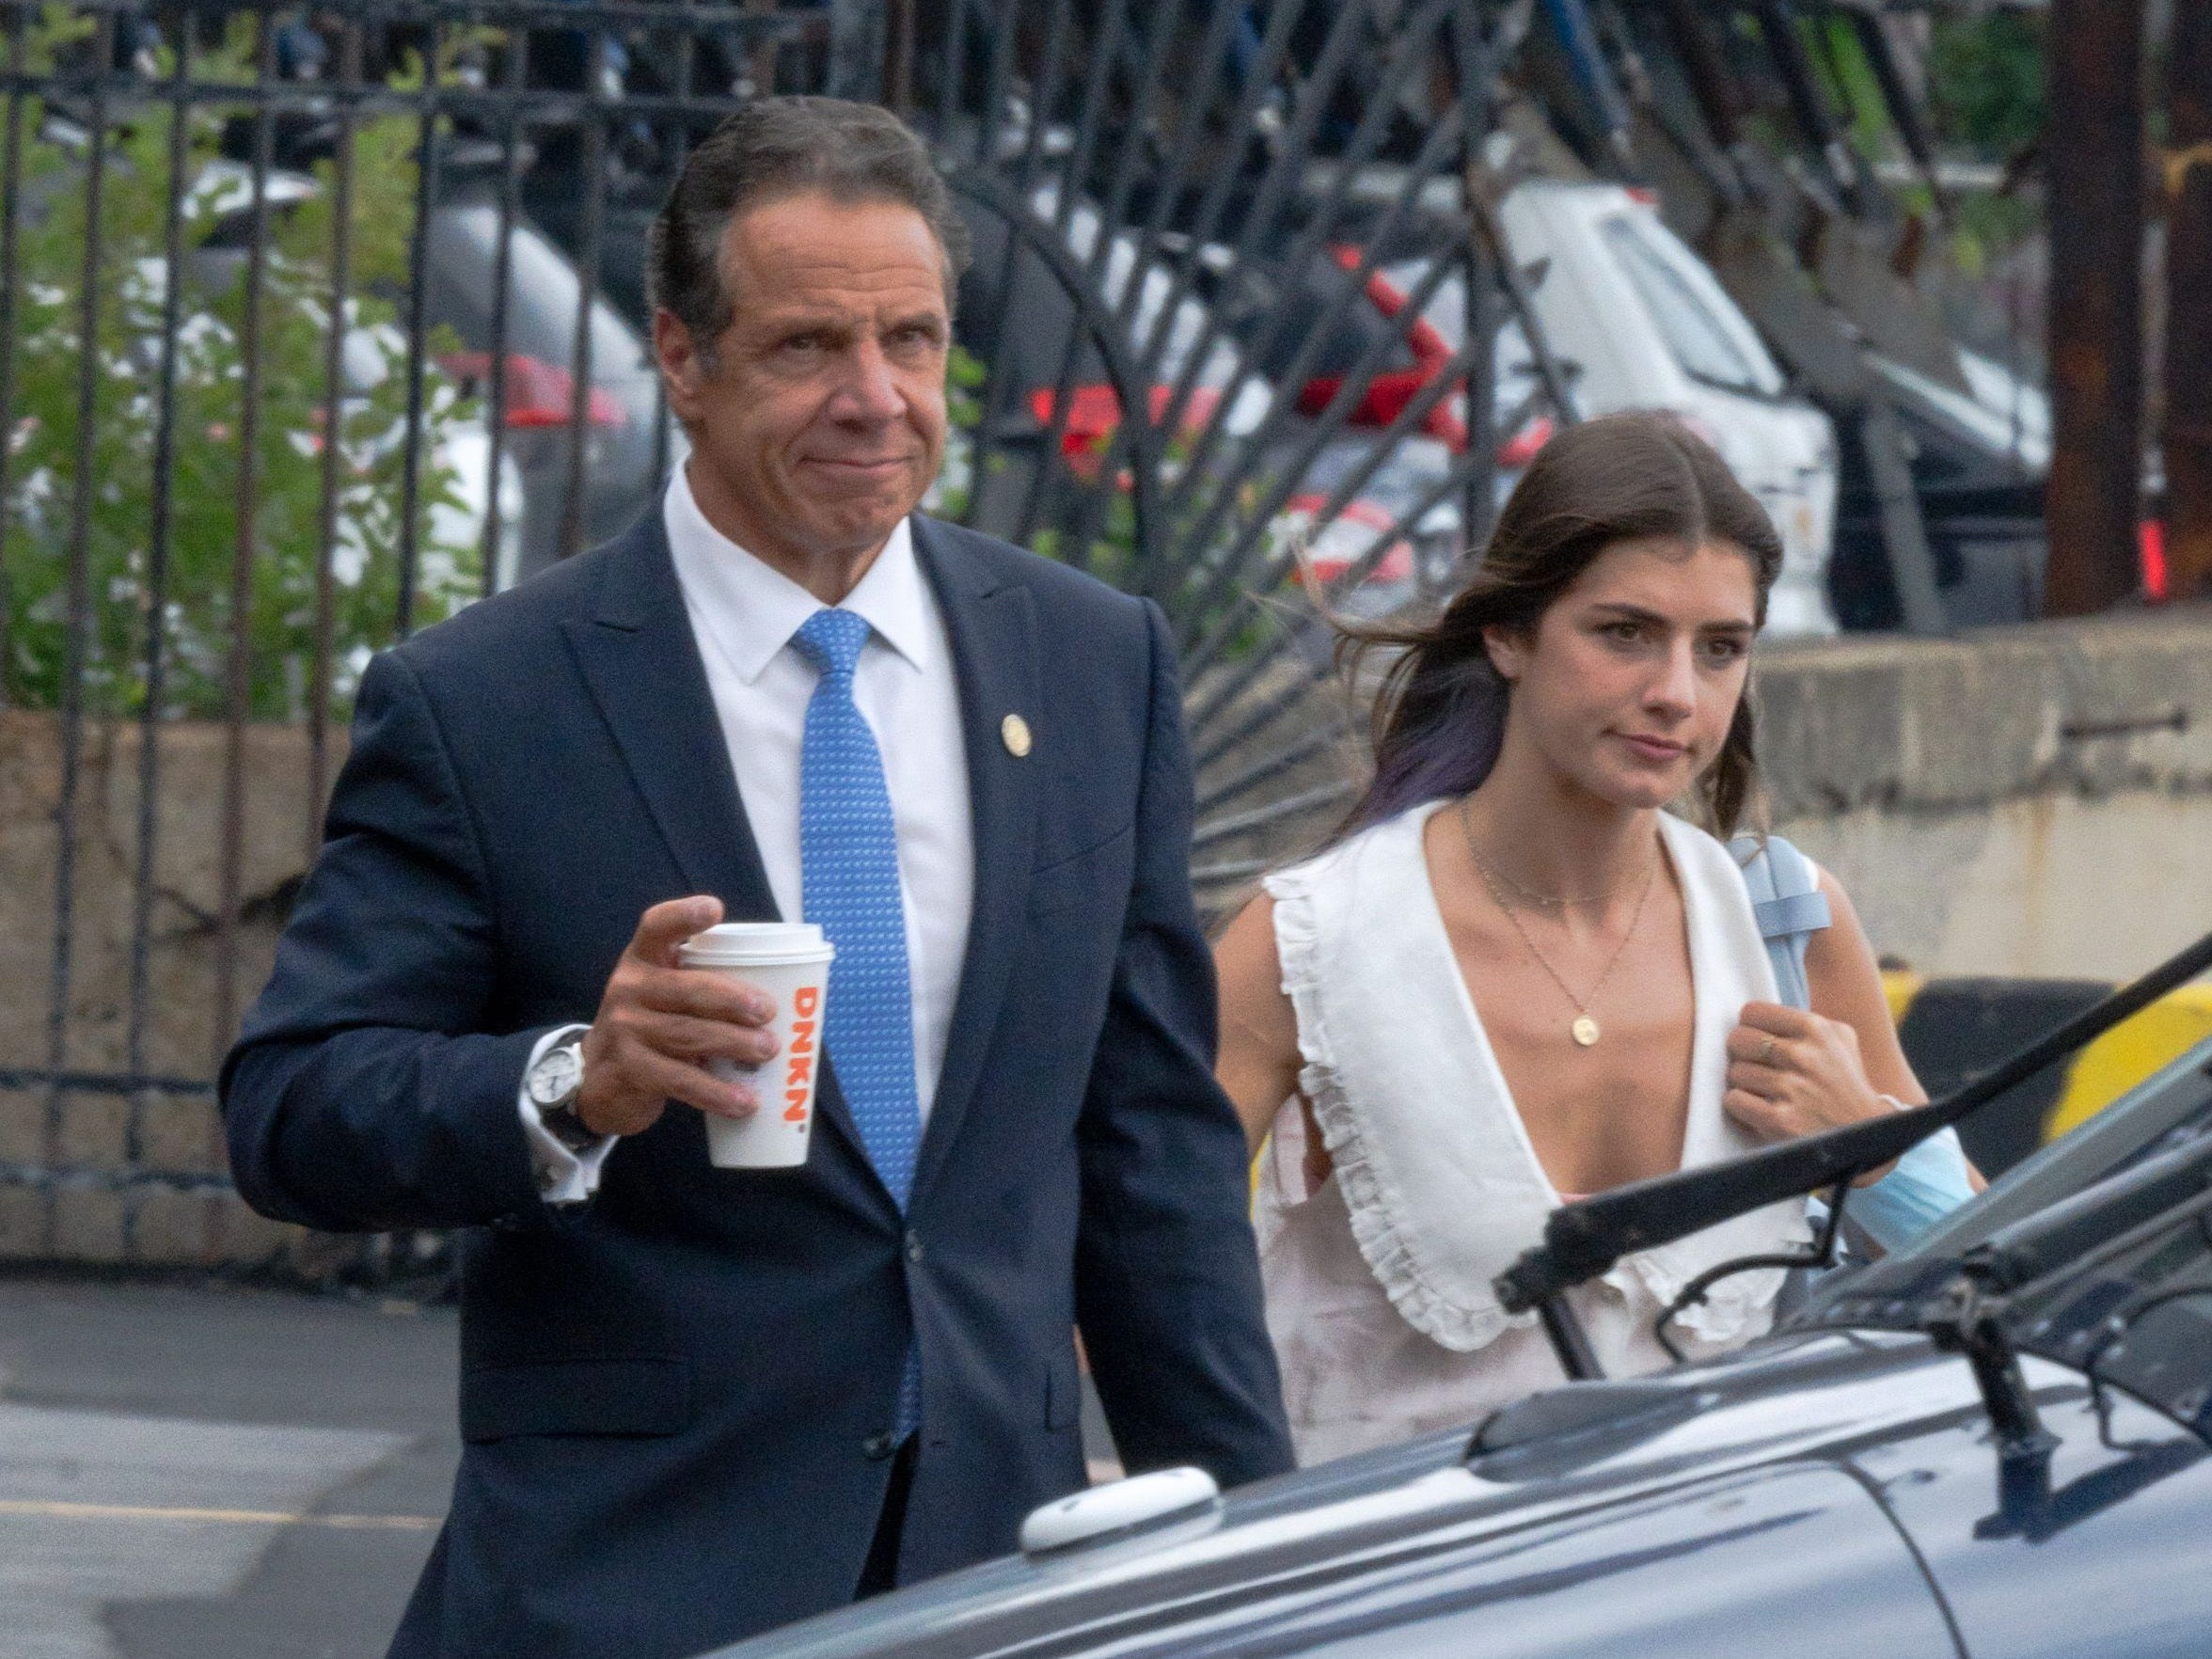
[1757,612,2212,980]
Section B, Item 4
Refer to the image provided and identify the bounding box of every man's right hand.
[576,896,780,1138]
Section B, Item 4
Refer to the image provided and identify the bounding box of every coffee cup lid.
[679,922,834,966]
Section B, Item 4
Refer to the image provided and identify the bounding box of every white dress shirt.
[524,466,974,1200]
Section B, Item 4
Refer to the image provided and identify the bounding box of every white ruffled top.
[1254,800,1810,1465]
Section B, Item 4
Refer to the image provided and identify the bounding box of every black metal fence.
[0,0,1559,1270]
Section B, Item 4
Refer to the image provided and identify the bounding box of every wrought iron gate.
[0,0,1554,1272]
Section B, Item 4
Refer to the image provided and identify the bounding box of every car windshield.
[1884,1043,2212,1264]
[2005,1167,2212,1438]
[1599,213,1784,399]
[1805,1039,2212,1434]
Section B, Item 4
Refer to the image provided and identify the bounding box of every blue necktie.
[792,608,923,1440]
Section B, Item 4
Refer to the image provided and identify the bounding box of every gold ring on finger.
[1759,1035,1778,1066]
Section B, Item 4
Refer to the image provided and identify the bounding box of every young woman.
[1215,413,1971,1465]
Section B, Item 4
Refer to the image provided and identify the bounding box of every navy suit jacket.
[220,511,1294,1659]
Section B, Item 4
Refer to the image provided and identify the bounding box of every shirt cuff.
[518,1024,613,1204]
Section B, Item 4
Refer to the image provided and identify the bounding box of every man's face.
[656,192,950,581]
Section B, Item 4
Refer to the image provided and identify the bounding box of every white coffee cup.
[677,923,835,1170]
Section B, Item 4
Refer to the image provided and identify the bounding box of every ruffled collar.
[1263,803,1810,1354]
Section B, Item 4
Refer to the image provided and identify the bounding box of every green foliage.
[1804,17,1894,166]
[1948,188,2042,283]
[0,16,480,720]
[931,341,1141,574]
[1927,13,2046,154]
[1922,15,2047,281]
[944,338,986,427]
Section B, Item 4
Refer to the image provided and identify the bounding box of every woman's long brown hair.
[1328,411,1785,844]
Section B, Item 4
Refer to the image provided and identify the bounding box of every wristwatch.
[525,1037,599,1153]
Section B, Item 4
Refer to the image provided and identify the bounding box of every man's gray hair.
[645,96,972,353]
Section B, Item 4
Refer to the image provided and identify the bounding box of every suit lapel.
[559,514,876,1172]
[909,518,1039,1207]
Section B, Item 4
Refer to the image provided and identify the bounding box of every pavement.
[0,1272,1120,1659]
[0,1274,456,1659]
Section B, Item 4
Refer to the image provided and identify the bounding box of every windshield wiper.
[1929,1138,2212,1482]
[1494,924,2212,1375]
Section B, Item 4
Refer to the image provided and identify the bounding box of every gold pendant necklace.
[1459,799,1658,1047]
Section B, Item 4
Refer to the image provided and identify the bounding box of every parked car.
[1495,181,1841,636]
[1830,346,2054,631]
[1263,306,1556,617]
[699,1025,2212,1659]
[329,317,528,595]
[952,177,1572,626]
[1209,229,1561,608]
[192,153,650,590]
[948,180,1276,552]
[419,171,670,584]
[1209,179,1840,634]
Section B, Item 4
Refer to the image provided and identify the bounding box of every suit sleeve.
[1072,600,1297,1487]
[218,649,555,1233]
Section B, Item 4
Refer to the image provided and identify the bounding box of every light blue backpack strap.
[1727,833,1971,1253]
[1727,833,1829,1010]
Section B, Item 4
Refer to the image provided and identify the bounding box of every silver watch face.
[528,1045,583,1107]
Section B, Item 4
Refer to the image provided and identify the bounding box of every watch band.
[538,1095,600,1154]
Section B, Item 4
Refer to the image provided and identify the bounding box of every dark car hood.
[704,1050,2212,1656]
[710,1331,2022,1659]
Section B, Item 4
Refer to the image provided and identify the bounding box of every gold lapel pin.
[1001,713,1033,758]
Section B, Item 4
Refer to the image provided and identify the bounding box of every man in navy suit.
[221,97,1292,1659]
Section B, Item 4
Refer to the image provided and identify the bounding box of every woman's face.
[1484,536,1759,811]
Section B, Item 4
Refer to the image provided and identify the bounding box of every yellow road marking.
[0,1497,438,1530]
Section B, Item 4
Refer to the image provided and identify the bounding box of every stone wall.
[0,711,340,1272]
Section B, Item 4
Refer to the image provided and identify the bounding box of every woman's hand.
[1723,1002,1896,1169]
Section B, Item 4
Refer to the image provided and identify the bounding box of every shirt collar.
[663,463,934,686]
